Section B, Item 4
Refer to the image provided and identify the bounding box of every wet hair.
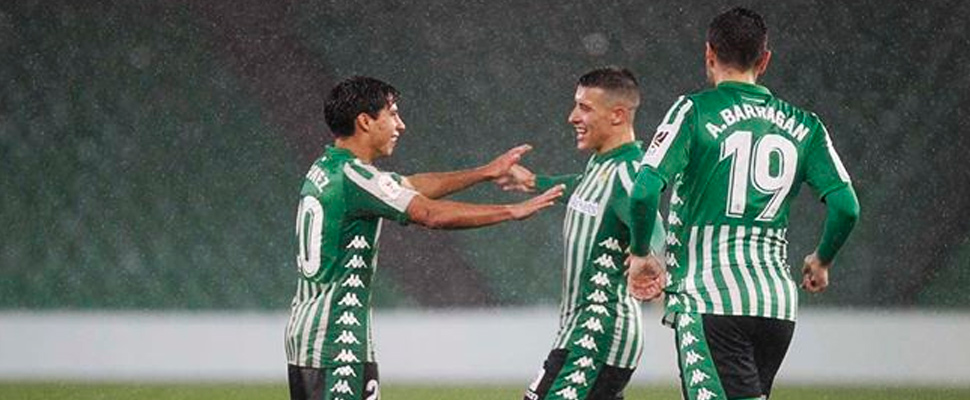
[707,7,769,70]
[324,76,400,138]
[577,66,641,108]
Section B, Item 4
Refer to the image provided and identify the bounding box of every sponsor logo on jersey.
[377,174,404,200]
[567,195,600,217]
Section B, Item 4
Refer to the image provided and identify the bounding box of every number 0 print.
[295,196,324,278]
[720,131,798,221]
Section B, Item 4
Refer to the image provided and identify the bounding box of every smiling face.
[568,86,613,152]
[368,101,406,158]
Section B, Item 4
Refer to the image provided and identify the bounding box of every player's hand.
[800,252,831,293]
[495,164,537,192]
[625,253,666,301]
[509,184,563,220]
[482,144,532,181]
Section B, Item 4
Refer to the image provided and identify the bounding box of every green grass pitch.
[3,382,970,400]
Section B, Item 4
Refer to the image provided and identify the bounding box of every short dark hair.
[577,66,640,108]
[324,76,400,138]
[707,7,769,70]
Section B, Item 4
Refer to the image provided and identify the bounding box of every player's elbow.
[407,197,450,229]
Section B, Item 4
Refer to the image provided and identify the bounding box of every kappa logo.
[587,290,608,303]
[581,317,604,333]
[556,386,579,400]
[342,274,365,288]
[678,314,695,328]
[697,388,718,400]
[593,254,617,269]
[574,334,598,351]
[335,330,360,345]
[574,356,595,369]
[333,365,357,377]
[586,304,609,315]
[666,232,681,246]
[668,212,683,226]
[685,350,704,367]
[338,293,363,307]
[670,191,683,206]
[347,236,370,250]
[345,255,367,269]
[598,237,622,252]
[690,369,710,386]
[335,311,360,326]
[668,295,681,306]
[566,370,588,386]
[680,331,698,348]
[331,379,353,395]
[333,349,359,363]
[589,272,611,287]
[667,253,679,268]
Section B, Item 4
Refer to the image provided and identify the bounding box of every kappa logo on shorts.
[338,293,362,307]
[680,331,698,348]
[342,274,365,288]
[333,365,357,377]
[598,237,622,252]
[689,369,710,386]
[333,349,359,363]
[336,311,360,326]
[574,356,595,368]
[593,254,617,269]
[574,334,598,351]
[347,235,370,249]
[696,387,718,400]
[589,272,611,287]
[335,330,360,345]
[566,370,588,386]
[684,350,704,366]
[581,317,604,333]
[556,386,579,400]
[345,255,367,269]
[331,379,353,395]
[587,290,608,303]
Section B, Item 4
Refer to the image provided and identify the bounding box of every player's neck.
[595,128,635,155]
[335,137,377,164]
[711,68,759,86]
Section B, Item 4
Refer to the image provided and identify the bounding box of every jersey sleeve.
[342,162,418,223]
[613,162,667,255]
[536,173,582,203]
[803,119,852,200]
[640,96,695,186]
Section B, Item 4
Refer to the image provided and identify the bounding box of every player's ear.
[610,106,626,125]
[705,43,716,69]
[755,50,772,77]
[355,112,372,134]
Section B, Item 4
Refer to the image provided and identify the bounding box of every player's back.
[644,81,850,321]
[286,146,414,368]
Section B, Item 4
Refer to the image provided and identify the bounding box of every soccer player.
[497,67,665,400]
[285,76,564,400]
[625,7,861,400]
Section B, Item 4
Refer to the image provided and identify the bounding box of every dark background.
[2,0,968,310]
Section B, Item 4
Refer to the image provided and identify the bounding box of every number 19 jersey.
[641,81,851,321]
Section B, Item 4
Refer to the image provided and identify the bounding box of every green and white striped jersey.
[285,146,417,368]
[641,81,851,322]
[545,142,665,369]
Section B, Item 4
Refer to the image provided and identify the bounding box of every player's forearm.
[409,198,515,229]
[629,169,665,256]
[406,168,490,199]
[816,185,860,264]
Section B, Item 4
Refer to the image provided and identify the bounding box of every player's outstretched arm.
[801,185,860,293]
[406,184,564,229]
[404,144,532,199]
